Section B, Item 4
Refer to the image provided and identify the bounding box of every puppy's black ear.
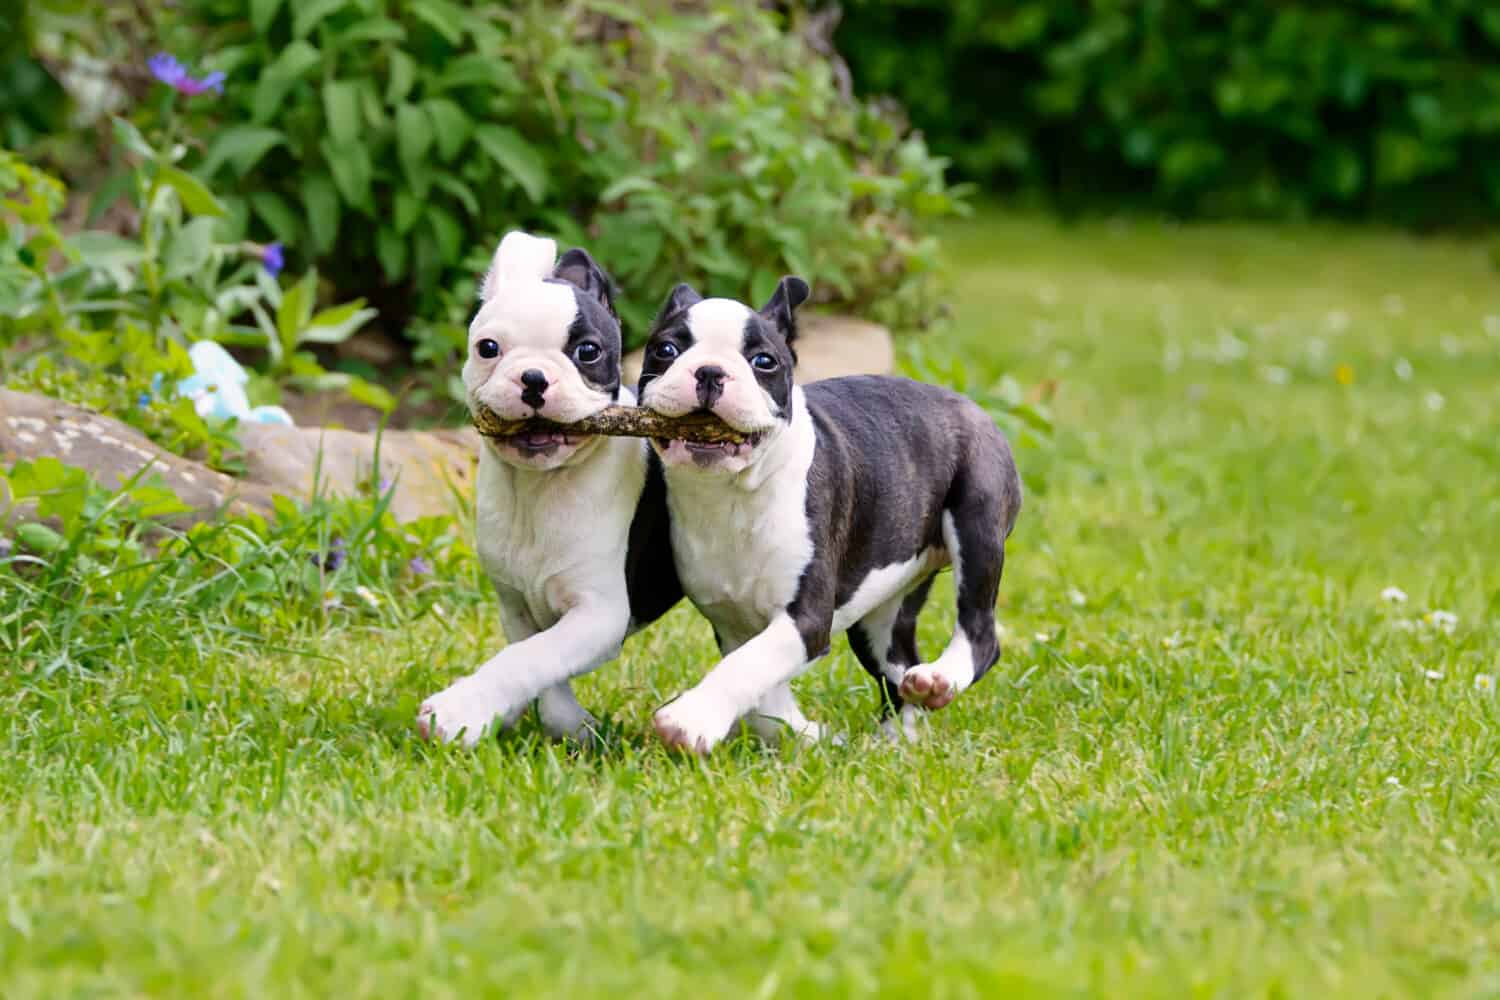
[553,248,617,318]
[657,282,703,322]
[759,276,810,342]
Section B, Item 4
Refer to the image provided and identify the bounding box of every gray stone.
[0,389,277,523]
[236,424,477,522]
[623,313,894,386]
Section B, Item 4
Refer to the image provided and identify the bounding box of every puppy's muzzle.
[519,368,549,410]
[694,365,727,409]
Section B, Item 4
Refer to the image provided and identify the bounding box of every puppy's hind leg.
[537,682,600,744]
[747,682,830,746]
[850,574,935,741]
[899,509,1005,712]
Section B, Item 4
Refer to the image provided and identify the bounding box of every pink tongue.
[521,431,564,446]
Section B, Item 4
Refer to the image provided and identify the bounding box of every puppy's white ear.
[479,231,558,302]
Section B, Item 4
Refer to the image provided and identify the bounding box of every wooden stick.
[472,403,750,444]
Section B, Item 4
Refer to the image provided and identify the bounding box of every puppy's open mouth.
[655,431,764,465]
[502,428,584,454]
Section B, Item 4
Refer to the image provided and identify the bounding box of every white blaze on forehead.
[471,280,579,352]
[686,298,755,352]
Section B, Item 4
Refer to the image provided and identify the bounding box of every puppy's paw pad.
[899,666,955,709]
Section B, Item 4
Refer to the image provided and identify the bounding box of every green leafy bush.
[156,0,960,342]
[836,1,1500,222]
[3,133,388,466]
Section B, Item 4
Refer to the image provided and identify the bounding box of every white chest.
[474,437,645,626]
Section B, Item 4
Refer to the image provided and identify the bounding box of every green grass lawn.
[5,210,1500,997]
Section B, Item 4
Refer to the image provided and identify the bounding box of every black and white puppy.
[418,232,679,746]
[637,279,1022,752]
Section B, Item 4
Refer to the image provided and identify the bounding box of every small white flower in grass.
[1475,674,1495,695]
[1424,392,1445,412]
[1381,586,1408,604]
[354,585,381,610]
[1385,776,1402,788]
[1034,632,1052,643]
[1067,587,1087,607]
[1426,610,1458,634]
[1393,357,1413,381]
[1161,632,1182,650]
[321,590,342,610]
[1391,618,1417,632]
[1424,669,1444,681]
[1261,365,1290,385]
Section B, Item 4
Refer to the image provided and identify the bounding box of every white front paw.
[417,678,525,748]
[653,692,735,754]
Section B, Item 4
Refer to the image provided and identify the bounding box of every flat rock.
[236,424,478,521]
[623,313,894,385]
[1,389,277,522]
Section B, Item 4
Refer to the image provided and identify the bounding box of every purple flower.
[261,242,284,277]
[147,52,225,96]
[408,556,433,576]
[312,536,346,572]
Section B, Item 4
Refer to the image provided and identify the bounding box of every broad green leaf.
[424,98,471,160]
[396,103,435,196]
[165,216,219,280]
[159,166,225,216]
[473,125,548,203]
[323,80,362,147]
[249,191,302,245]
[431,173,478,217]
[394,189,421,235]
[346,376,396,413]
[293,0,349,38]
[302,301,377,344]
[276,270,317,354]
[127,482,193,518]
[434,54,520,94]
[17,522,65,555]
[111,117,155,160]
[598,175,660,202]
[319,138,373,211]
[302,174,340,253]
[70,231,143,273]
[200,126,285,178]
[425,205,462,265]
[252,41,323,125]
[409,0,468,45]
[250,0,284,32]
[385,50,417,105]
[376,226,407,280]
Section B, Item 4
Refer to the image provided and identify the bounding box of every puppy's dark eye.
[750,352,778,372]
[476,339,500,359]
[573,342,602,364]
[653,342,680,361]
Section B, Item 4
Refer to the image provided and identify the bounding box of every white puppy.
[417,233,680,746]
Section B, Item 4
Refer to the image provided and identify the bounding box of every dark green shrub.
[151,0,960,343]
[835,1,1500,222]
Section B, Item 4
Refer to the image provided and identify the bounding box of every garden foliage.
[146,0,959,343]
[836,1,1500,221]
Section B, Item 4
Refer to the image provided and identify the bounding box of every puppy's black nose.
[695,365,726,408]
[519,368,548,409]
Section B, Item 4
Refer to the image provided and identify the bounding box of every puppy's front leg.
[419,597,629,747]
[654,612,820,754]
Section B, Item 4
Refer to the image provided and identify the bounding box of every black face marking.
[637,283,702,396]
[548,247,624,400]
[737,314,795,418]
